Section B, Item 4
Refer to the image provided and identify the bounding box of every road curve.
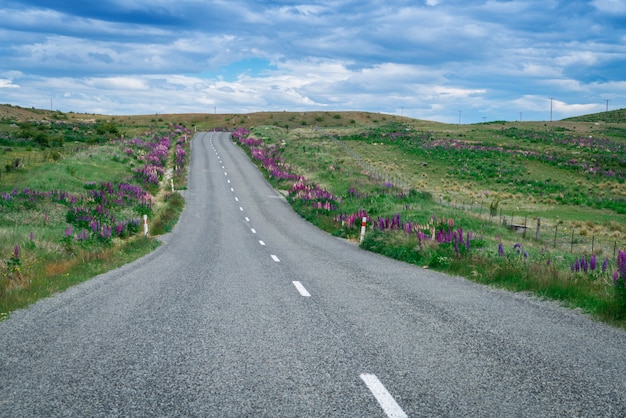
[1,131,625,417]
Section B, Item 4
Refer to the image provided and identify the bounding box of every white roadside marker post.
[143,214,149,237]
[360,216,367,244]
[171,179,175,192]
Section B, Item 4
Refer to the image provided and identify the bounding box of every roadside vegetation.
[231,111,626,329]
[0,105,191,319]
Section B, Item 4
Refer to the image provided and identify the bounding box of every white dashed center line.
[292,281,311,297]
[360,374,407,418]
[259,240,265,246]
[270,255,280,262]
[251,228,256,234]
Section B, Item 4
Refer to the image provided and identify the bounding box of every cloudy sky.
[1,0,625,123]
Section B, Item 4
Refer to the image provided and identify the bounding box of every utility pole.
[458,110,462,125]
[549,98,554,122]
[519,112,523,122]
[605,99,610,113]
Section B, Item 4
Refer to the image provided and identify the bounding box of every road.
[1,131,625,417]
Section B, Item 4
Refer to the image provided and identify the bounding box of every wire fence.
[439,198,625,258]
[329,136,625,257]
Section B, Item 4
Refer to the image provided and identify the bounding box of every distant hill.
[563,108,626,123]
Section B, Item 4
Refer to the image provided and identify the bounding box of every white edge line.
[292,281,311,297]
[360,374,407,418]
[271,255,280,262]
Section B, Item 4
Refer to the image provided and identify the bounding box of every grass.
[1,237,160,316]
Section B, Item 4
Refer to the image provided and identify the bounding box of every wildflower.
[589,254,596,271]
[602,258,609,272]
[14,244,19,259]
[498,243,505,257]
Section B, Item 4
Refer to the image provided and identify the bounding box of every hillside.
[563,108,626,124]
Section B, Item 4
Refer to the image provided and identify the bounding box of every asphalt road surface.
[1,131,625,417]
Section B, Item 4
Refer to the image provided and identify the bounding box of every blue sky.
[1,0,625,123]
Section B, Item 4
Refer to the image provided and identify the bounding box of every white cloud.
[0,79,19,88]
[592,0,626,15]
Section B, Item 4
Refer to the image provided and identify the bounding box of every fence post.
[554,224,558,248]
[591,235,595,254]
[536,217,541,240]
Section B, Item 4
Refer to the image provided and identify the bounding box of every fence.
[439,197,625,258]
[328,136,625,257]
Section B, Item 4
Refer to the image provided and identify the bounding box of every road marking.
[239,207,244,211]
[245,217,250,222]
[292,281,311,297]
[231,187,234,192]
[360,374,407,418]
[271,255,280,262]
[224,172,228,176]
[227,179,231,184]
[235,197,239,202]
[259,240,265,246]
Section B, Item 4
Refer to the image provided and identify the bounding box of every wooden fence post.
[554,224,558,248]
[536,217,541,240]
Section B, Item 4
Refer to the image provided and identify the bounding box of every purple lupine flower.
[30,231,34,241]
[602,258,609,272]
[498,243,505,257]
[590,254,597,271]
[14,244,19,259]
[513,243,522,254]
[616,250,626,284]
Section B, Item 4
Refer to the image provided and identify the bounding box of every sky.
[1,0,625,123]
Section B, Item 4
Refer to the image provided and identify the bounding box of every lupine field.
[1,107,191,318]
